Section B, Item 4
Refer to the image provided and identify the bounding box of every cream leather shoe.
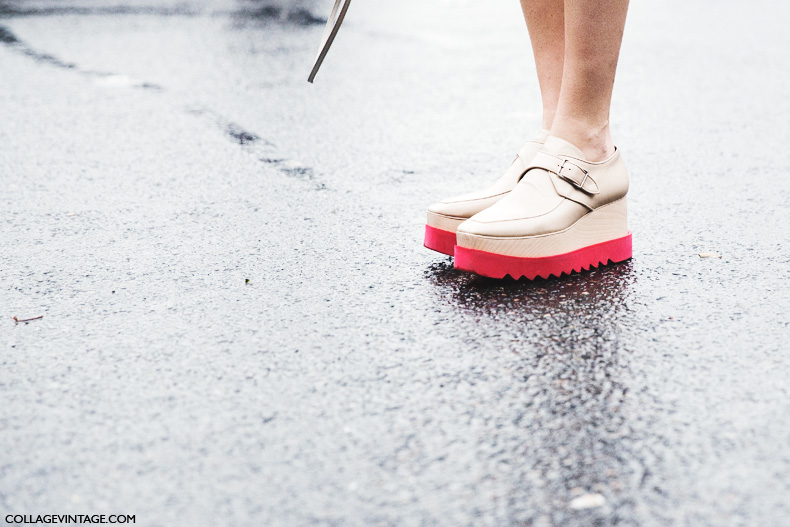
[454,136,632,279]
[424,129,551,255]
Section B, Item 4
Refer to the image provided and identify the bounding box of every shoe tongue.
[542,136,586,159]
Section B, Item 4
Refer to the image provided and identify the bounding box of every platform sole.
[424,225,457,256]
[453,232,632,280]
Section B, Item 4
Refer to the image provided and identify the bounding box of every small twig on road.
[13,315,43,324]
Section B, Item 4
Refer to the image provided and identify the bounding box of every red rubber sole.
[424,225,456,256]
[454,232,632,280]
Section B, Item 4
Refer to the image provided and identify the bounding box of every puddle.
[232,0,325,26]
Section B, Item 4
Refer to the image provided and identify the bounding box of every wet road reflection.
[425,259,634,317]
[426,261,643,523]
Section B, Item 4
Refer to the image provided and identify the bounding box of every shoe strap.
[527,151,600,195]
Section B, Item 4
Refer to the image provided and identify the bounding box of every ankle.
[541,109,556,131]
[549,117,615,161]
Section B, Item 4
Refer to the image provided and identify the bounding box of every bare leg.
[551,0,629,161]
[520,0,564,131]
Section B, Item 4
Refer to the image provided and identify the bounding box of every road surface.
[1,0,789,525]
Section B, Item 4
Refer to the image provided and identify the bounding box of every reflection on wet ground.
[425,260,646,523]
[426,258,634,322]
[424,260,637,518]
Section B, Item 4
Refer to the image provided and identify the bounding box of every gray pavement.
[1,0,789,525]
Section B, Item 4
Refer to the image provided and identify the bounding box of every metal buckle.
[559,158,589,189]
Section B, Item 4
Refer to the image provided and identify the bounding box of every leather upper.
[427,129,551,220]
[457,136,629,238]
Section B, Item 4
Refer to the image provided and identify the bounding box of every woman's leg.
[519,0,565,131]
[424,2,563,255]
[448,2,632,277]
[551,0,630,161]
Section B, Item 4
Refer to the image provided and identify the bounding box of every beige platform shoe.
[424,130,550,255]
[454,136,632,279]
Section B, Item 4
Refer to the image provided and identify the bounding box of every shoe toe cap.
[427,199,465,218]
[428,192,504,219]
[456,216,504,237]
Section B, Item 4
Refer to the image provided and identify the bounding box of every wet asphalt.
[1,0,790,526]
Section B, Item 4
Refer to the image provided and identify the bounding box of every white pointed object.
[308,0,352,83]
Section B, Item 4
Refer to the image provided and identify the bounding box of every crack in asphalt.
[0,4,198,17]
[0,1,325,26]
[0,21,324,188]
[0,24,77,68]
